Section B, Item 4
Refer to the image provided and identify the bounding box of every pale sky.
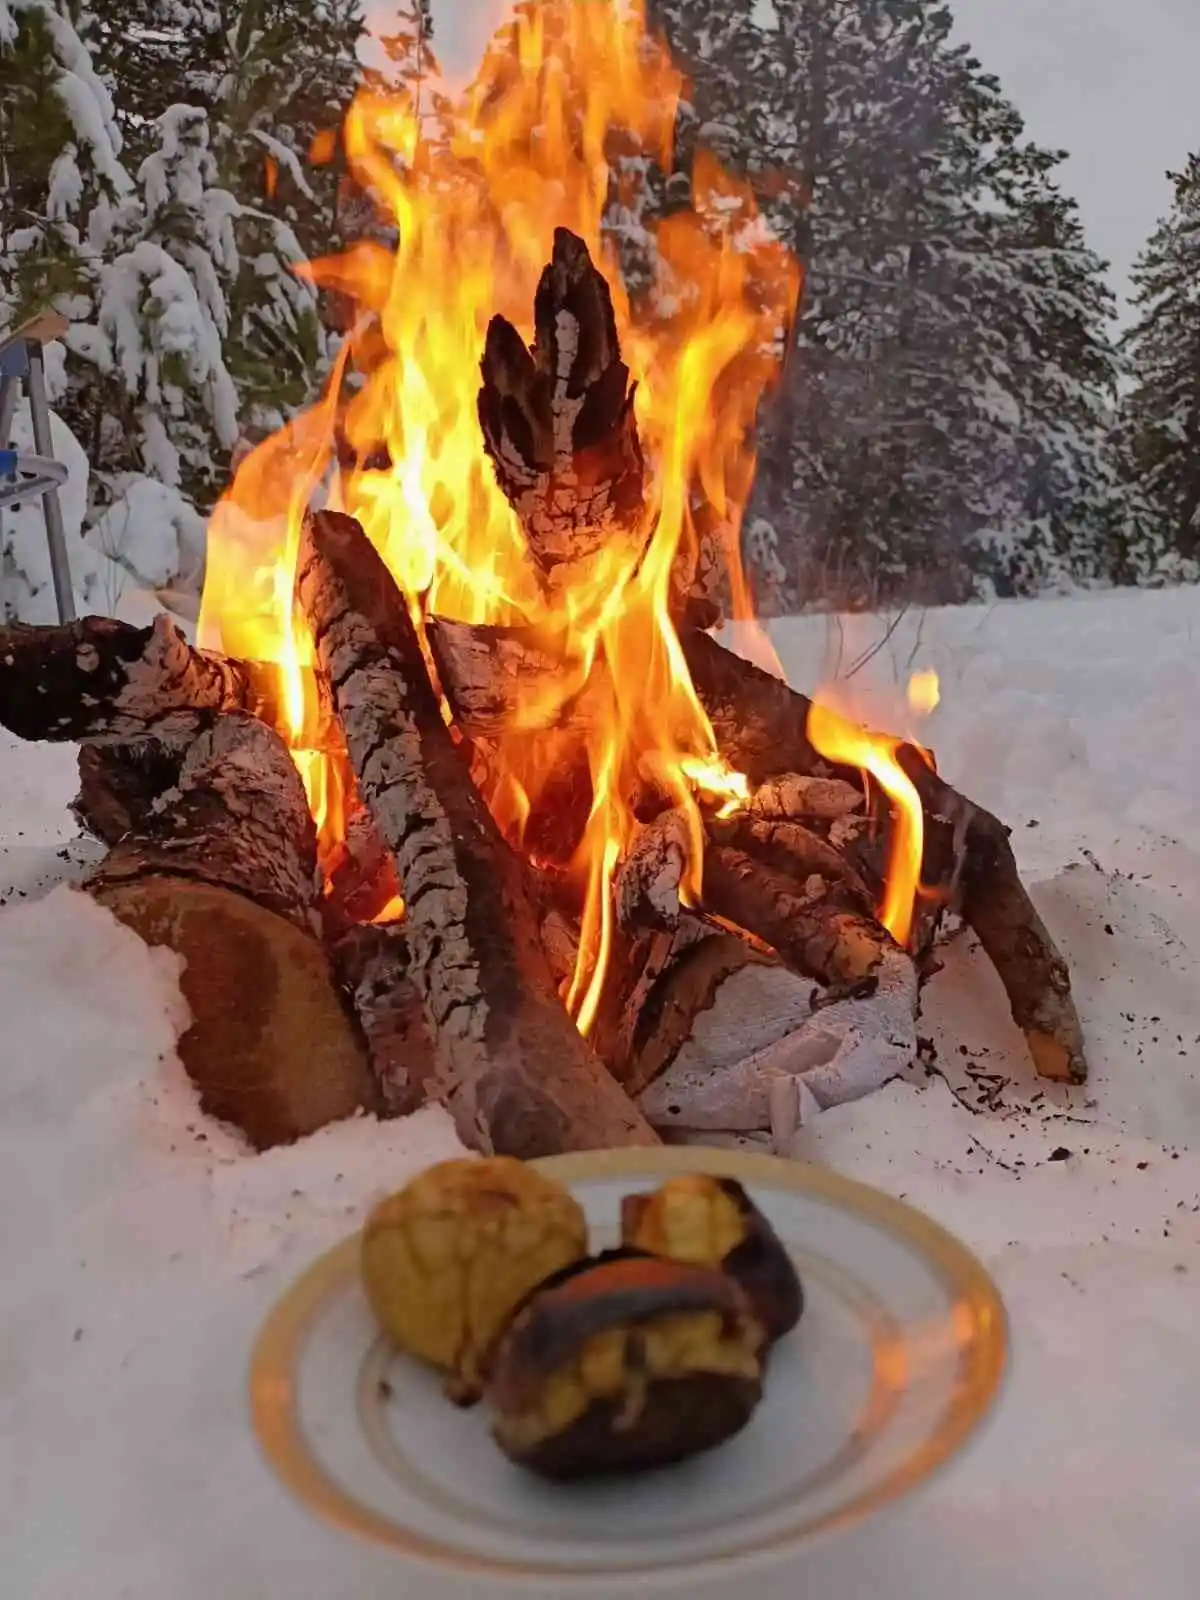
[431,0,1198,322]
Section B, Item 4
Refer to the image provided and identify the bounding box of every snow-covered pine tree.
[1121,153,1200,576]
[640,0,1139,608]
[977,156,1141,594]
[0,0,158,618]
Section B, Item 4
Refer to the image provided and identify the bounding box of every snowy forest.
[1,0,1198,620]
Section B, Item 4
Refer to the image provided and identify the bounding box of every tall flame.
[806,669,940,951]
[199,0,803,1016]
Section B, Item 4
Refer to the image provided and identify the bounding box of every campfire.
[0,2,1084,1156]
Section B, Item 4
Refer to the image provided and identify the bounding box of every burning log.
[680,629,1086,1083]
[478,228,645,600]
[74,716,383,1148]
[593,922,776,1099]
[702,844,890,992]
[422,614,1085,1082]
[0,613,333,749]
[294,507,658,1158]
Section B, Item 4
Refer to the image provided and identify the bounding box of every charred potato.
[361,1157,588,1403]
[621,1174,803,1341]
[486,1253,768,1479]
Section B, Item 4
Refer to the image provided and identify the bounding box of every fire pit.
[0,4,1084,1158]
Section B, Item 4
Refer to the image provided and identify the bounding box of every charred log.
[295,507,658,1157]
[0,613,333,748]
[330,922,435,1116]
[702,843,891,992]
[683,630,1086,1080]
[77,714,382,1148]
[478,228,645,598]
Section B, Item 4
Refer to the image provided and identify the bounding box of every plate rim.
[249,1145,1007,1587]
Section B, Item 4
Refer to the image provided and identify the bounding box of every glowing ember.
[371,895,407,926]
[198,0,801,1022]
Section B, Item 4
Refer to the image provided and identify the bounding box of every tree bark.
[330,923,435,1116]
[295,507,658,1157]
[77,716,383,1148]
[702,843,892,992]
[0,613,332,748]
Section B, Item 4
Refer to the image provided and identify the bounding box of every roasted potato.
[361,1157,588,1403]
[621,1174,803,1341]
[487,1252,768,1479]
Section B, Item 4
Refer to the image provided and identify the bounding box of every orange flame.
[199,0,798,1020]
[807,669,940,951]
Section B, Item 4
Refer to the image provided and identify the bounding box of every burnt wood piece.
[295,508,658,1157]
[79,715,382,1148]
[681,629,1086,1082]
[477,228,645,599]
[702,843,892,992]
[615,808,691,933]
[323,802,403,936]
[709,813,875,907]
[591,920,774,1098]
[410,615,1085,1080]
[0,613,333,748]
[330,923,435,1116]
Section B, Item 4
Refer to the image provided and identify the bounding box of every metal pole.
[23,343,76,623]
[0,372,18,623]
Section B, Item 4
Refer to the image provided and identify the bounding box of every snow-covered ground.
[4,587,1200,1597]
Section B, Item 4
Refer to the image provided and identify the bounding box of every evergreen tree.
[1121,154,1200,574]
[641,0,1133,607]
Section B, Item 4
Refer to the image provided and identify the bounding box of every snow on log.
[477,228,646,598]
[78,716,382,1149]
[0,613,333,748]
[295,507,658,1157]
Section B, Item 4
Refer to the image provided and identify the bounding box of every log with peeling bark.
[295,507,658,1157]
[478,228,646,600]
[702,842,892,993]
[424,613,1086,1082]
[75,716,383,1148]
[0,613,333,748]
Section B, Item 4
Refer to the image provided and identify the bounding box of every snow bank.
[3,587,1200,1596]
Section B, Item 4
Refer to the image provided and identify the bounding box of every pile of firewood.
[0,232,1085,1157]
